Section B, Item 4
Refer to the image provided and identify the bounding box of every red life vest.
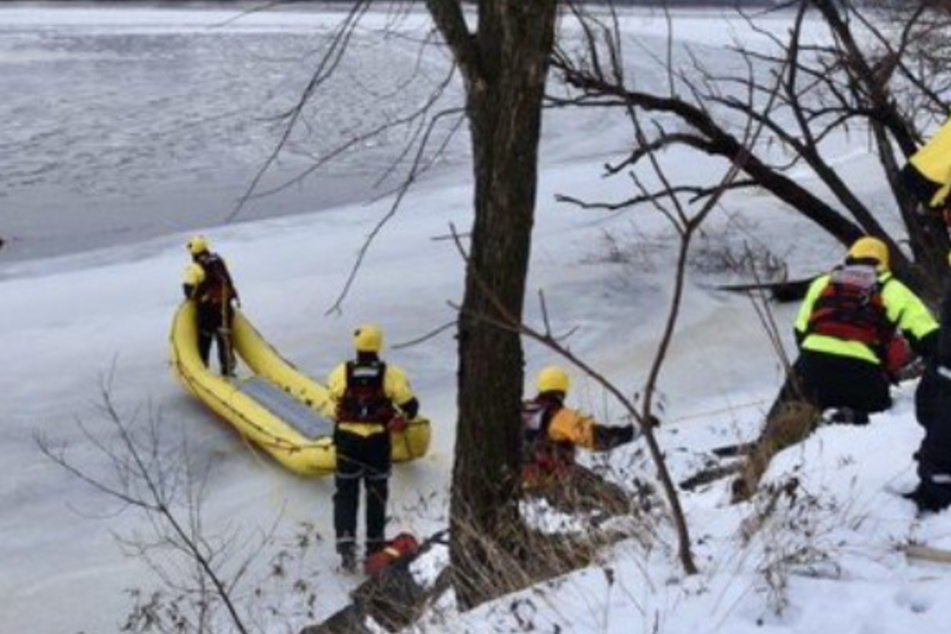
[337,360,395,424]
[194,253,236,305]
[807,264,894,358]
[522,398,576,485]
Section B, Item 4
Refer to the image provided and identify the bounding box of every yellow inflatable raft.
[169,301,431,476]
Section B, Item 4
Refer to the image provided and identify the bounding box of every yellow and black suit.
[183,252,239,375]
[521,394,634,513]
[327,354,418,557]
[773,263,938,420]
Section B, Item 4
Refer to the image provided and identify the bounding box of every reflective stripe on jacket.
[327,361,415,437]
[795,271,938,365]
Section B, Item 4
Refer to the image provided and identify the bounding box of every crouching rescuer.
[780,236,937,422]
[327,324,419,572]
[733,237,938,503]
[522,366,636,515]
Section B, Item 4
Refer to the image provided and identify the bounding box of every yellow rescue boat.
[169,301,431,476]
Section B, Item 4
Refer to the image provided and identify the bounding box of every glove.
[612,425,636,446]
[594,424,636,450]
[387,415,407,434]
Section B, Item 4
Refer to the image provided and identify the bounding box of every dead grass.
[731,400,821,503]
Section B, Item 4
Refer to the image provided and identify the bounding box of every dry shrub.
[738,477,845,621]
[528,465,639,519]
[450,516,604,605]
[732,400,821,503]
[449,473,655,615]
[582,225,666,271]
[689,237,787,282]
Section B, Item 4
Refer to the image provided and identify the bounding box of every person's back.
[784,236,937,420]
[192,251,236,306]
[803,262,889,356]
[181,235,240,376]
[327,324,418,572]
[736,237,939,503]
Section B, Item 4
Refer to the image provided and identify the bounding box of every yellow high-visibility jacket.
[794,270,938,365]
[903,117,951,208]
[546,407,598,449]
[327,361,415,437]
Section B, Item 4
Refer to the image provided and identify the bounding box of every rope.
[567,371,770,426]
[666,398,771,424]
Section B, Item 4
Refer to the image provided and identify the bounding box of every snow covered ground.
[1,4,945,634]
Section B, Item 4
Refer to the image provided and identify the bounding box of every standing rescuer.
[326,324,419,572]
[182,235,240,377]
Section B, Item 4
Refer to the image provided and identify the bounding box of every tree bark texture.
[427,0,558,610]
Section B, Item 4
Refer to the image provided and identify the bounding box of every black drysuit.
[914,281,951,512]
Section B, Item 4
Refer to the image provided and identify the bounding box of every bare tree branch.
[38,384,256,634]
[325,106,467,315]
[227,0,374,223]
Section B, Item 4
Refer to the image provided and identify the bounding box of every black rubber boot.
[339,544,357,573]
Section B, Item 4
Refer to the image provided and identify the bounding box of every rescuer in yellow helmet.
[182,235,240,377]
[522,365,636,514]
[733,237,940,503]
[781,236,938,423]
[326,324,419,573]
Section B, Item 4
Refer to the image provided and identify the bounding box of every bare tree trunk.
[427,0,558,609]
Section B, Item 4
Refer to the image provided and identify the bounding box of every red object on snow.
[363,532,420,579]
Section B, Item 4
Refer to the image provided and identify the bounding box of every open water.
[0,5,460,262]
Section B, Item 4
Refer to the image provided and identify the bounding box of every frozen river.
[0,4,464,262]
[0,6,824,634]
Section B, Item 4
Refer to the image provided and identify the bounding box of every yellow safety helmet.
[187,235,209,256]
[183,262,205,286]
[536,366,569,395]
[847,236,889,271]
[353,324,383,353]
